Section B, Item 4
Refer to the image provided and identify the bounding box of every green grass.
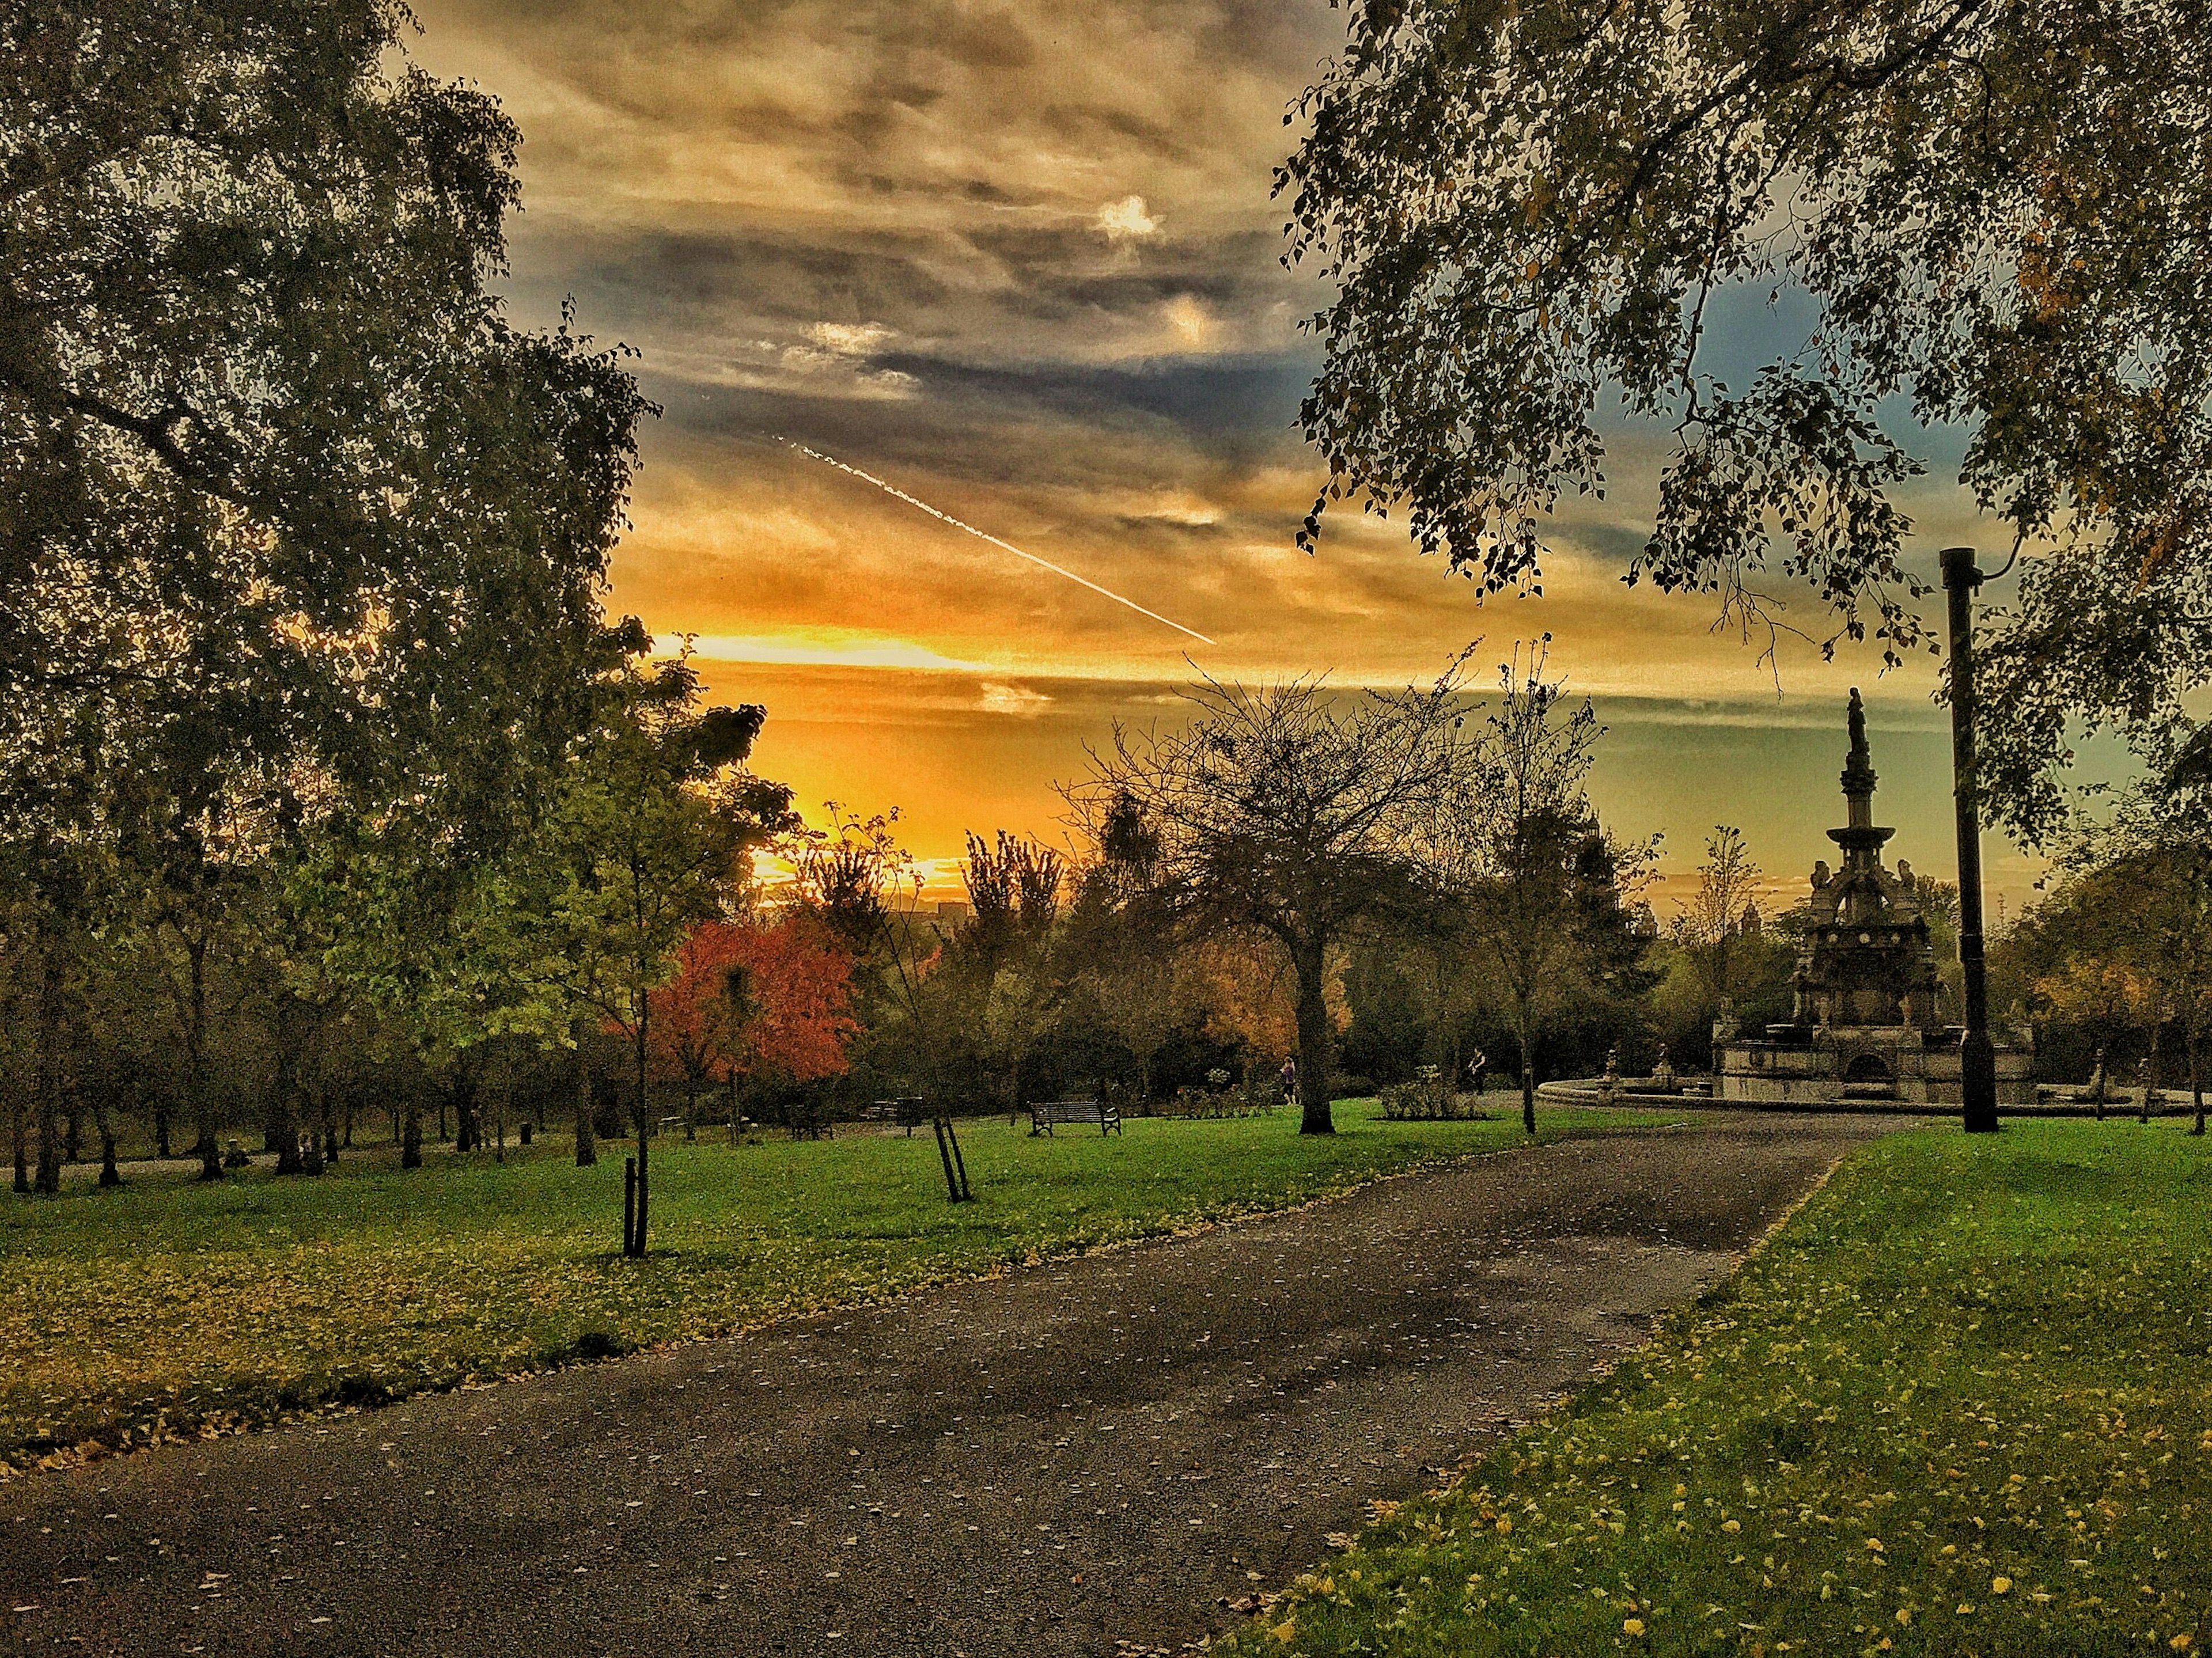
[1219,1121,2212,1658]
[0,1099,1661,1471]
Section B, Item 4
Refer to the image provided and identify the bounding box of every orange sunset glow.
[407,0,2043,909]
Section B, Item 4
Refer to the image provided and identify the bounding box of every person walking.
[1278,1056,1298,1110]
[1465,1046,1488,1095]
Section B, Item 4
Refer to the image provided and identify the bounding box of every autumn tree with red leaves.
[647,912,858,1135]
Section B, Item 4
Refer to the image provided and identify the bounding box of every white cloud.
[979,681,1054,717]
[808,320,897,356]
[1094,194,1160,242]
[1163,293,1213,349]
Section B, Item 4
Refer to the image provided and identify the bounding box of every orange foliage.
[1177,932,1348,1061]
[647,912,859,1086]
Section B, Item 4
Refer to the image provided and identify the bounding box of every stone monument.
[1716,690,2035,1108]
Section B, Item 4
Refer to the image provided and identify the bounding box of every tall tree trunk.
[63,1098,81,1164]
[270,998,302,1175]
[2190,1018,2205,1137]
[188,938,222,1181]
[10,1071,28,1193]
[92,1083,120,1187]
[453,1071,479,1154]
[2142,1019,2163,1125]
[401,1091,422,1170]
[153,1095,171,1159]
[628,1011,651,1257]
[1293,934,1335,1136]
[574,1017,597,1167]
[1517,1012,1536,1136]
[33,949,62,1194]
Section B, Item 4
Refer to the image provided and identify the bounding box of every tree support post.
[1941,545,2001,1135]
[931,1114,973,1203]
[623,1156,638,1255]
[946,1117,972,1201]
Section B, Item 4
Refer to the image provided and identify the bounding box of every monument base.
[1716,1023,2035,1107]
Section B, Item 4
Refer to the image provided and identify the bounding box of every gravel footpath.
[0,1114,1894,1657]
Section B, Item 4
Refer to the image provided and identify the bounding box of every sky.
[405,0,2043,911]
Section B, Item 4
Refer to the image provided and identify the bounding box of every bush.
[1377,1067,1491,1121]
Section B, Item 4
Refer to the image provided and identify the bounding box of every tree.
[727,913,858,1085]
[5,2,653,1194]
[304,810,530,1171]
[2034,788,2212,1132]
[1062,797,1184,1107]
[3,2,642,737]
[106,722,284,1179]
[954,832,1066,1116]
[1081,951,1182,1106]
[1340,939,1430,1086]
[1074,661,1476,1134]
[1281,1,2212,840]
[1440,644,1653,1133]
[1670,828,1765,1015]
[647,922,752,1136]
[2033,955,2153,1115]
[1177,931,1335,1075]
[648,913,858,1133]
[540,654,794,1257]
[790,806,978,1200]
[793,805,938,1089]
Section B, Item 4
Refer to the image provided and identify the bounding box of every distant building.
[934,900,971,924]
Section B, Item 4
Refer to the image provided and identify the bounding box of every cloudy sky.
[407,0,2037,905]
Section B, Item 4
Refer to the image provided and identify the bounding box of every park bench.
[1029,1097,1121,1137]
[862,1097,929,1136]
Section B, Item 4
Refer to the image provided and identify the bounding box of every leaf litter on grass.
[1215,1121,2212,1658]
[0,1103,1662,1471]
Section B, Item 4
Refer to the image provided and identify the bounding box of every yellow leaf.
[1270,1620,1297,1643]
[1991,1576,2012,1595]
[1623,1617,1646,1636]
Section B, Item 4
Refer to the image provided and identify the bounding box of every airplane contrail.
[789,441,1216,647]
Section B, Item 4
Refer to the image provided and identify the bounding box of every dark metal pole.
[1940,546,2001,1133]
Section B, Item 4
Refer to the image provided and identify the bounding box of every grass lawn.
[0,1098,1661,1472]
[1219,1120,2212,1658]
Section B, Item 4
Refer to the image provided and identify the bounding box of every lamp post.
[1940,545,2001,1133]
